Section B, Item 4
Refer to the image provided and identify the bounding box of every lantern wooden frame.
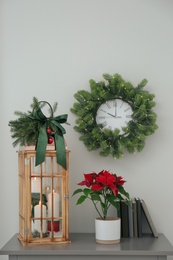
[17,146,70,245]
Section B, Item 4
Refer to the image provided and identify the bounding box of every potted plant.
[72,169,130,244]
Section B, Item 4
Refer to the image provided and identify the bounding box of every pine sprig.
[71,73,158,159]
[9,97,58,147]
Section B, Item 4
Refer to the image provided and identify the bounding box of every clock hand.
[107,113,122,119]
[100,109,121,118]
[107,113,116,118]
[100,109,108,114]
[114,101,117,116]
[100,109,116,118]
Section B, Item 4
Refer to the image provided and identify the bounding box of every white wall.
[1,0,173,259]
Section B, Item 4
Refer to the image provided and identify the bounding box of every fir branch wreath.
[71,73,158,159]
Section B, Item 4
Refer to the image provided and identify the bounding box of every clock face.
[96,99,133,134]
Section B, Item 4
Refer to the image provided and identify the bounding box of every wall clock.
[96,99,133,135]
[71,73,158,159]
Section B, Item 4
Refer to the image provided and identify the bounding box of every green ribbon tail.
[35,122,48,166]
[54,132,66,169]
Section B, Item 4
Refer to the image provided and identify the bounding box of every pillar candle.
[31,177,41,193]
[32,201,47,233]
[45,186,50,198]
[47,191,60,218]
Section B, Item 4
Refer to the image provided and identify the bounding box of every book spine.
[136,198,142,237]
[132,199,138,237]
[120,200,129,238]
[117,201,122,237]
[140,199,158,238]
[128,199,134,238]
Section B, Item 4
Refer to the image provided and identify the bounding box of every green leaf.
[83,188,91,196]
[72,189,83,196]
[106,195,119,208]
[90,193,101,201]
[110,200,120,209]
[76,195,87,205]
[100,201,106,209]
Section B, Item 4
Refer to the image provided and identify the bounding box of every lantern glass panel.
[30,156,63,240]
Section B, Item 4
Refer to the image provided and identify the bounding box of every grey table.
[1,233,173,260]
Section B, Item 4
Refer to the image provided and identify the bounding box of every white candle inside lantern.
[45,186,50,198]
[47,190,60,218]
[32,201,47,233]
[31,177,41,193]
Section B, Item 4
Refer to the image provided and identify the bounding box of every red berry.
[48,136,54,144]
[46,128,52,134]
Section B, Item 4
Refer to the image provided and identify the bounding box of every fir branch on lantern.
[71,73,158,159]
[9,97,69,169]
[8,97,59,147]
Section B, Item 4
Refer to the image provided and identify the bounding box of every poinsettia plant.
[72,170,130,220]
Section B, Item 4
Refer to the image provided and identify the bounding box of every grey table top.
[1,233,173,256]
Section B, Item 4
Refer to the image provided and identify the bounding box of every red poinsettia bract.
[78,170,125,196]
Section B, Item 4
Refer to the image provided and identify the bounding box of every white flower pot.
[95,217,121,244]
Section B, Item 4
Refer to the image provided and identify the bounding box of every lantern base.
[17,234,71,246]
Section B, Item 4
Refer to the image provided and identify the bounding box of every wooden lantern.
[17,146,70,245]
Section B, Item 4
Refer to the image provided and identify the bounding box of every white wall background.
[1,0,173,259]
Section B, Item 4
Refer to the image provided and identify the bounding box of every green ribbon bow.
[28,103,68,169]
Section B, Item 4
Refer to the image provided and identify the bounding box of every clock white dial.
[96,99,133,134]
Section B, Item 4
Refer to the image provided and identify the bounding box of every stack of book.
[117,198,158,238]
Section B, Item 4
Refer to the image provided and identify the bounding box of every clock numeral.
[126,115,132,118]
[124,107,130,112]
[120,101,124,108]
[99,116,105,119]
[101,121,107,127]
[106,101,111,109]
[113,99,117,107]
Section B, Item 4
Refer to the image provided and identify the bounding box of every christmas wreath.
[71,73,158,159]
